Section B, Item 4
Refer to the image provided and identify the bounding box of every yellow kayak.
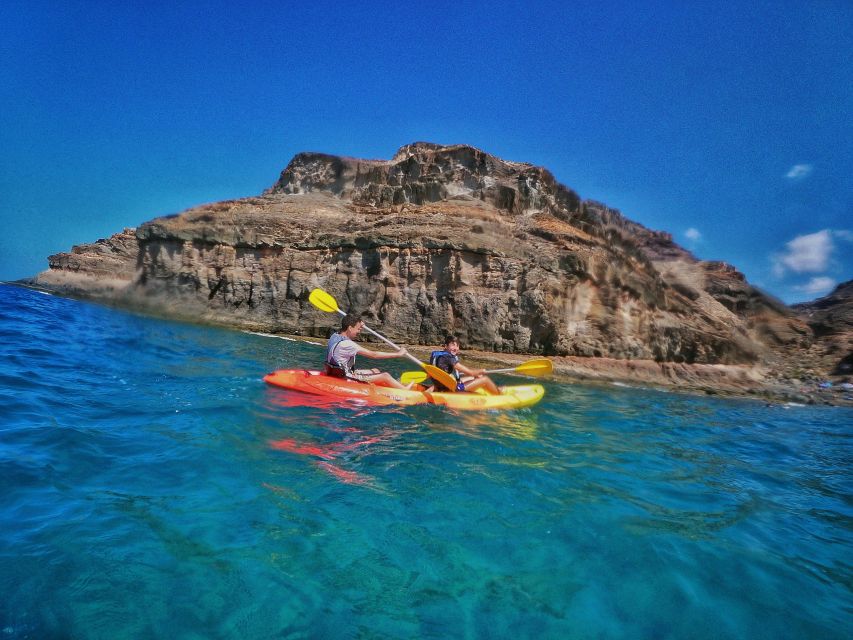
[263,370,544,411]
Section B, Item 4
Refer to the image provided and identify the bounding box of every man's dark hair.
[444,334,459,346]
[341,313,362,331]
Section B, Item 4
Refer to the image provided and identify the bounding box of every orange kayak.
[263,370,544,411]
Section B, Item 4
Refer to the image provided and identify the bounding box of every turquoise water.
[1,283,851,639]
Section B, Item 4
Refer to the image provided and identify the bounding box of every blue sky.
[1,0,850,303]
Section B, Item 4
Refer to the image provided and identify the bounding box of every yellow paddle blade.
[308,288,339,314]
[421,364,459,392]
[485,358,554,377]
[514,358,553,377]
[400,371,428,385]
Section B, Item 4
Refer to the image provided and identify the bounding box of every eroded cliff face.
[36,142,811,366]
[792,280,853,377]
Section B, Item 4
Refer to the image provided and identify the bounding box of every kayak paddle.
[483,358,553,376]
[400,358,553,385]
[308,288,459,392]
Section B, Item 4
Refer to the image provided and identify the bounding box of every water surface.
[1,284,850,638]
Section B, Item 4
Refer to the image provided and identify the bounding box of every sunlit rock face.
[792,280,853,377]
[37,142,812,365]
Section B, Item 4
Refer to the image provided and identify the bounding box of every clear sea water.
[1,283,851,639]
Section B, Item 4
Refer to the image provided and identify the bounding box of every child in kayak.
[325,313,412,389]
[428,335,501,394]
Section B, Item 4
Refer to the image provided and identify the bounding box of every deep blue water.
[1,283,851,639]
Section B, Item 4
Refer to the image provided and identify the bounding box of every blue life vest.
[429,350,465,391]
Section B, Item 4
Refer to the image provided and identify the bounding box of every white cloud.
[785,164,813,179]
[834,229,853,243]
[793,276,836,296]
[685,228,701,241]
[773,229,833,276]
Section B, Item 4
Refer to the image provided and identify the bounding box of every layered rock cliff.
[792,280,853,377]
[36,142,813,370]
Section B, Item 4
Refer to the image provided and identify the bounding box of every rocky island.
[30,143,852,405]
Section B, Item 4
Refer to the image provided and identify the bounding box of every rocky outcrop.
[37,228,140,297]
[36,142,813,370]
[792,280,853,376]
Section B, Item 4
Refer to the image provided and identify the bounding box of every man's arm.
[356,345,407,360]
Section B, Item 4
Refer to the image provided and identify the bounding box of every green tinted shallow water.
[1,284,851,639]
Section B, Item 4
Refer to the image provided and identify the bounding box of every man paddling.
[325,314,412,389]
[427,335,501,395]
